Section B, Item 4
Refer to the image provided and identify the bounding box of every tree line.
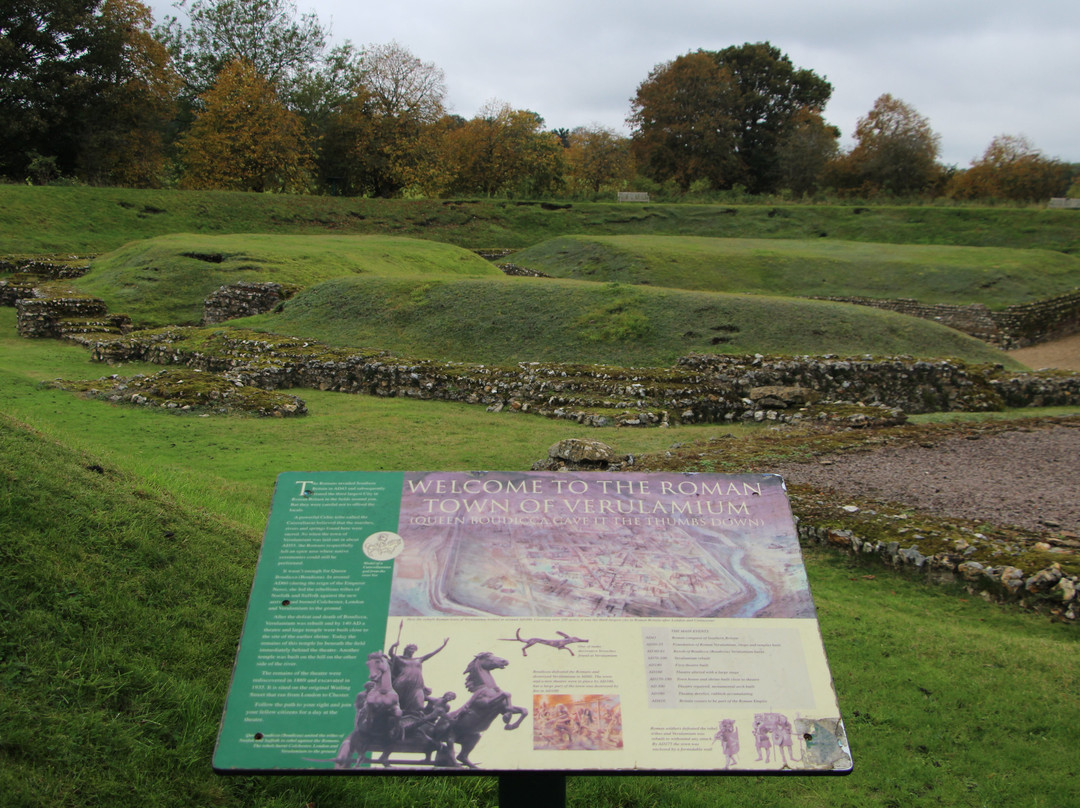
[3,0,1077,202]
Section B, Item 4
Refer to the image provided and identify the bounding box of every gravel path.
[771,424,1080,534]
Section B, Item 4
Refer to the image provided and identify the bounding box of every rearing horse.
[334,651,402,768]
[442,651,528,768]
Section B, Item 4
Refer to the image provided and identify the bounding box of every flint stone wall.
[89,330,1080,426]
[0,257,91,278]
[798,521,1078,622]
[203,282,294,324]
[17,297,109,337]
[814,291,1080,349]
[0,275,39,306]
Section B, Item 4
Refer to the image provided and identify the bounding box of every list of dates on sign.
[642,625,813,709]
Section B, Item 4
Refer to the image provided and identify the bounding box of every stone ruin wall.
[797,521,1078,622]
[15,297,131,339]
[202,282,295,324]
[88,330,1080,427]
[814,290,1080,349]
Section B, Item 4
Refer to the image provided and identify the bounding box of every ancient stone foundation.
[15,297,131,338]
[86,328,1080,426]
[815,290,1080,349]
[797,520,1078,622]
[203,282,295,324]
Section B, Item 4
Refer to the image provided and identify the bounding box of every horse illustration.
[441,651,528,768]
[334,652,402,768]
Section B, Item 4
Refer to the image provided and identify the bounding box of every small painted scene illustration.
[532,694,623,751]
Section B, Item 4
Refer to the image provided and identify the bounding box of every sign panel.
[214,471,852,774]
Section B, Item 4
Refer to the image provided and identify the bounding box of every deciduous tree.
[1,0,104,178]
[829,93,941,196]
[947,135,1070,202]
[78,0,181,186]
[315,42,448,197]
[628,50,738,192]
[565,125,633,195]
[159,0,327,98]
[359,40,445,123]
[445,101,564,197]
[178,58,313,191]
[1,0,180,183]
[629,43,832,193]
[773,107,839,196]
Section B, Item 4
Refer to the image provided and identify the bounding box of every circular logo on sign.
[363,531,404,561]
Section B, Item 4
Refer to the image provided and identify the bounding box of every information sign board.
[214,471,852,774]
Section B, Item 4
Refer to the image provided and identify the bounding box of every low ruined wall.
[17,297,109,338]
[0,275,39,306]
[0,257,91,278]
[815,291,1080,349]
[677,354,1008,413]
[203,282,294,324]
[797,521,1078,621]
[87,330,1080,426]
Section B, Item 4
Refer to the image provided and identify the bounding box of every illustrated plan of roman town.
[389,471,816,619]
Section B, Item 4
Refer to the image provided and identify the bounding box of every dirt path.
[1008,332,1080,371]
[770,422,1080,534]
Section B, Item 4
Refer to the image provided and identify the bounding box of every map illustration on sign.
[213,471,852,775]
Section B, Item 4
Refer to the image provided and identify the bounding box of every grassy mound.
[5,186,1080,255]
[512,235,1080,307]
[71,234,499,327]
[235,275,1023,367]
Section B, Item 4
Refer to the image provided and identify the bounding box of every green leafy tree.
[1,0,103,178]
[628,50,739,192]
[78,0,181,186]
[1,0,180,183]
[773,107,839,196]
[315,41,447,197]
[947,135,1071,202]
[828,94,941,196]
[629,43,832,193]
[178,58,313,191]
[159,0,327,98]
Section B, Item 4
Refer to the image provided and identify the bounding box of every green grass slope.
[4,186,1080,255]
[513,235,1080,307]
[235,275,1023,367]
[71,234,499,327]
[2,409,1077,808]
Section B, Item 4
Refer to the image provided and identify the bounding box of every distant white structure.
[1048,198,1080,209]
[617,192,650,202]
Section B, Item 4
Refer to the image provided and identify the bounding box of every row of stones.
[49,368,307,417]
[14,297,132,338]
[83,327,1080,426]
[678,353,1080,412]
[797,521,1078,622]
[814,290,1080,349]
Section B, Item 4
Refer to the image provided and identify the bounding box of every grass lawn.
[512,235,1080,307]
[4,186,1080,255]
[71,234,498,328]
[2,406,1076,808]
[2,189,1078,808]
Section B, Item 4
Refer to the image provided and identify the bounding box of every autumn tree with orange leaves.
[179,58,314,192]
[826,94,941,196]
[565,125,634,195]
[947,135,1071,202]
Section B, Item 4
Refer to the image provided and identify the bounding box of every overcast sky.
[151,0,1080,167]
